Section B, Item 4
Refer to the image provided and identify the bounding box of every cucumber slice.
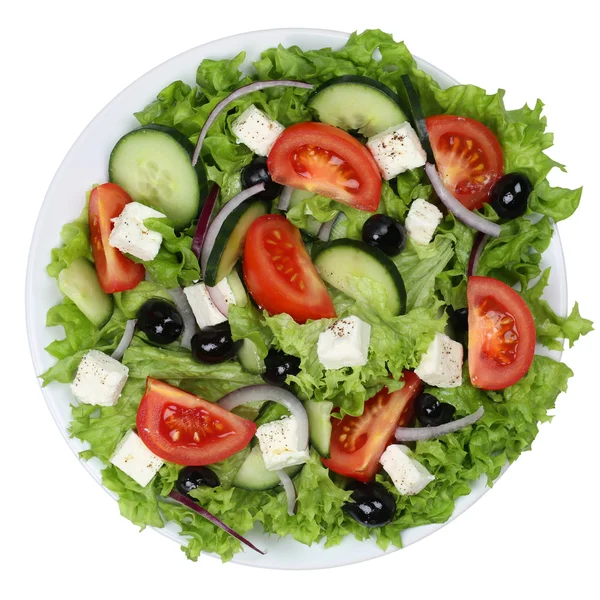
[309,76,407,137]
[204,199,268,287]
[237,339,265,375]
[58,258,113,327]
[109,125,206,229]
[314,239,407,316]
[305,400,333,458]
[232,445,303,491]
[227,269,248,307]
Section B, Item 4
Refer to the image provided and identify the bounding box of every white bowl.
[26,28,568,570]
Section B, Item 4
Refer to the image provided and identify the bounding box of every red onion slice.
[317,217,336,242]
[467,232,489,277]
[168,490,266,555]
[277,186,294,211]
[200,183,265,279]
[168,288,197,350]
[276,470,297,516]
[206,284,229,318]
[425,163,501,238]
[191,184,219,260]
[192,80,314,167]
[111,319,137,361]
[217,385,309,450]
[395,406,484,442]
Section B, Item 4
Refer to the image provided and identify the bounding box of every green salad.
[42,30,592,562]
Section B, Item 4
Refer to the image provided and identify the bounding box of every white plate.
[26,28,567,570]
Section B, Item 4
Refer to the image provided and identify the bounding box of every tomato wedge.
[136,378,256,466]
[467,276,536,390]
[322,371,423,482]
[243,214,336,323]
[267,122,382,212]
[89,183,145,293]
[426,115,504,211]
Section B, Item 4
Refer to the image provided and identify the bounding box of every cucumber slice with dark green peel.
[313,239,407,316]
[397,75,435,164]
[58,258,113,327]
[237,339,265,375]
[305,400,333,458]
[109,125,206,229]
[203,199,269,287]
[232,445,303,491]
[309,75,407,137]
[227,269,248,307]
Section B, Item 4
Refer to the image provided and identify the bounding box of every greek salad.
[41,30,592,562]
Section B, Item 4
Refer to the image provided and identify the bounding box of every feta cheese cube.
[71,349,129,407]
[255,416,309,471]
[215,277,236,307]
[231,105,285,156]
[405,198,443,245]
[366,122,427,180]
[317,316,371,370]
[110,429,164,487]
[108,202,166,261]
[380,444,434,495]
[183,282,227,329]
[415,332,463,388]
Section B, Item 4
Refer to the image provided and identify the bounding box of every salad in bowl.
[37,29,591,563]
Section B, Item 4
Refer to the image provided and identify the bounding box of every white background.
[2,1,598,598]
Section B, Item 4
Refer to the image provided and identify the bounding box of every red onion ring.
[467,232,489,277]
[168,490,266,555]
[277,186,294,211]
[217,385,309,451]
[168,288,197,350]
[276,470,298,516]
[206,284,230,318]
[200,183,265,281]
[317,217,336,242]
[425,163,501,238]
[191,184,219,260]
[111,319,137,361]
[395,406,484,442]
[191,80,314,167]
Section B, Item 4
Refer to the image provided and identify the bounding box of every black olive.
[262,349,301,385]
[241,157,283,202]
[343,482,396,528]
[176,466,220,495]
[136,299,183,345]
[362,214,407,256]
[415,393,456,427]
[191,322,240,364]
[490,173,533,219]
[448,306,469,334]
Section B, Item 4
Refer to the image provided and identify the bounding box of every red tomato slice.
[89,183,145,293]
[267,122,382,212]
[243,214,336,323]
[136,378,256,466]
[322,371,423,482]
[467,276,536,390]
[426,115,504,211]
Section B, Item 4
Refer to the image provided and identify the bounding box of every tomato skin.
[467,276,536,390]
[136,378,256,466]
[243,214,336,324]
[89,183,145,293]
[267,122,382,212]
[323,371,423,482]
[426,115,504,211]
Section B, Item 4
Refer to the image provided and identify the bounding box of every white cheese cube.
[380,445,434,495]
[110,429,164,487]
[366,122,427,180]
[183,282,227,329]
[415,332,463,388]
[317,316,371,370]
[108,202,166,261]
[255,416,310,471]
[71,350,129,407]
[215,277,236,307]
[231,105,285,156]
[405,198,443,245]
